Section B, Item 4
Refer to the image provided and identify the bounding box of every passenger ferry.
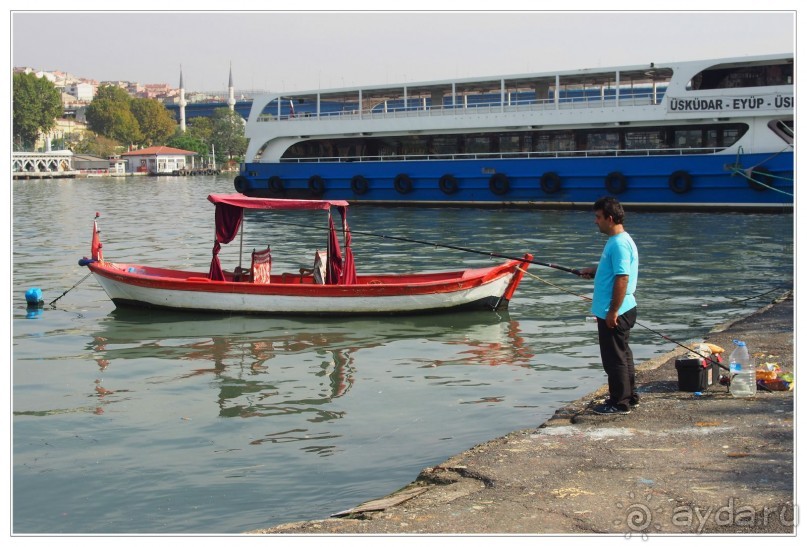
[235,54,793,210]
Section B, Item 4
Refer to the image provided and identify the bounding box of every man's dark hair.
[593,196,625,224]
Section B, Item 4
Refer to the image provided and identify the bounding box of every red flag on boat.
[91,214,103,261]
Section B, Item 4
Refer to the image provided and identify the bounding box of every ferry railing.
[281,146,721,164]
[259,92,664,122]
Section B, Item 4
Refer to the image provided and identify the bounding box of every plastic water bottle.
[728,340,756,398]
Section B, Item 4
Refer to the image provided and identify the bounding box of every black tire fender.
[351,175,369,195]
[540,172,562,194]
[489,173,510,195]
[234,175,248,193]
[668,170,693,194]
[748,167,774,192]
[439,174,458,195]
[268,176,284,193]
[393,173,413,194]
[605,171,627,194]
[308,175,325,195]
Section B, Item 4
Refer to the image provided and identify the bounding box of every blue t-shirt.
[591,231,638,319]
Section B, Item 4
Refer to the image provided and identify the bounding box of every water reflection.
[87,308,531,421]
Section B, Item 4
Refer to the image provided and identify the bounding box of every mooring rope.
[48,272,93,307]
[729,167,793,197]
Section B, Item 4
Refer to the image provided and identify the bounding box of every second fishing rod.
[264,218,583,276]
[262,216,735,369]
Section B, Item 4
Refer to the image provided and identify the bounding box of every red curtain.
[325,212,344,284]
[338,206,357,284]
[208,203,243,280]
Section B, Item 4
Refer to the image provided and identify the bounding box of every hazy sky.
[11,10,795,93]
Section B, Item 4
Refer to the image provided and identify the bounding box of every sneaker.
[605,397,640,408]
[592,403,631,415]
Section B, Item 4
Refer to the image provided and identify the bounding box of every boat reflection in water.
[87,308,533,423]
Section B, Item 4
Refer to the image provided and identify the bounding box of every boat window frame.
[280,123,750,161]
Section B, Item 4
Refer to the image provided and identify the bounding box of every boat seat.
[251,246,272,284]
[299,250,327,284]
[232,266,251,282]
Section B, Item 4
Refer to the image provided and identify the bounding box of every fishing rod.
[635,321,730,372]
[516,266,735,371]
[265,218,583,276]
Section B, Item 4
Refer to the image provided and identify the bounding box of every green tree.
[73,134,124,158]
[167,132,208,156]
[210,108,247,162]
[94,85,133,104]
[131,98,176,146]
[186,116,213,145]
[13,72,63,150]
[86,85,143,146]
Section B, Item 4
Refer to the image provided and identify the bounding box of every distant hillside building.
[65,82,96,102]
[120,146,198,175]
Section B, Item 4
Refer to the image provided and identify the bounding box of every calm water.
[12,175,793,533]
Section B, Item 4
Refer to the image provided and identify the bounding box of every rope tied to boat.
[729,145,793,197]
[729,166,793,196]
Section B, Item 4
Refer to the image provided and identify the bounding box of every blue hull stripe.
[238,152,793,208]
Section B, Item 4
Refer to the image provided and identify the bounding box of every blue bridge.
[164,100,253,121]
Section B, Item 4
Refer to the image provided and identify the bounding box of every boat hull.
[88,259,530,316]
[236,152,793,211]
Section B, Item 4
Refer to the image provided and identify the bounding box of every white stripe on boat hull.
[93,273,515,314]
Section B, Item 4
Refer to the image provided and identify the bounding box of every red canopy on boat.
[207,193,356,284]
[207,193,349,210]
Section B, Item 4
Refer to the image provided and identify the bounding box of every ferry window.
[704,129,720,148]
[402,136,427,156]
[363,140,380,157]
[282,142,304,158]
[723,128,743,147]
[624,129,665,150]
[530,131,573,153]
[338,141,359,158]
[586,131,621,151]
[690,62,793,90]
[550,131,575,152]
[433,135,459,155]
[673,129,703,148]
[466,135,491,154]
[768,119,793,144]
[532,133,550,153]
[376,137,398,157]
[499,134,524,153]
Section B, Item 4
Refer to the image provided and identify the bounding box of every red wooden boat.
[84,194,532,316]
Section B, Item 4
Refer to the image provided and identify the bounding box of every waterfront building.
[120,145,198,175]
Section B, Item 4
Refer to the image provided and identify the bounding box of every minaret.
[179,65,187,132]
[227,62,235,112]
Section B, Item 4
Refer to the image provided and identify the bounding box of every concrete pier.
[250,291,795,535]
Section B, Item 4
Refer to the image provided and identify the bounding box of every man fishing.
[578,197,639,415]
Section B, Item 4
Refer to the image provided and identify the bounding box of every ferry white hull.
[236,54,793,210]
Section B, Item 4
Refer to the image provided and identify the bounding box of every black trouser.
[596,307,637,409]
